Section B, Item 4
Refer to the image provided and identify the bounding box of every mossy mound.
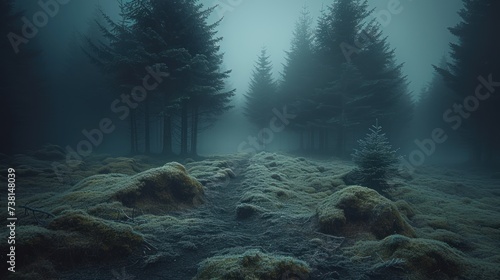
[194,249,310,280]
[35,162,204,215]
[97,157,142,174]
[114,162,203,213]
[345,234,495,280]
[236,203,265,219]
[48,211,144,258]
[236,152,347,218]
[30,144,66,161]
[0,213,143,279]
[317,186,415,239]
[186,154,248,186]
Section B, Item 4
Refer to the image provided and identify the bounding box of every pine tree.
[315,63,377,156]
[352,123,399,190]
[435,0,500,164]
[353,23,413,132]
[281,7,315,102]
[1,0,45,154]
[313,0,412,156]
[415,57,456,135]
[280,7,318,151]
[244,48,278,128]
[85,0,234,156]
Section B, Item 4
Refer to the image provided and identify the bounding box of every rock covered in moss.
[48,211,144,258]
[194,249,310,280]
[317,186,415,239]
[114,162,204,213]
[346,235,485,280]
[235,203,265,219]
[0,213,143,279]
[97,157,141,174]
[31,144,66,161]
[53,162,203,215]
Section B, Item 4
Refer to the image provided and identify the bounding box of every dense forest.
[1,0,499,166]
[1,1,500,280]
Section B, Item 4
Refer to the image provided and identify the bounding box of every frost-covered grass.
[1,148,498,279]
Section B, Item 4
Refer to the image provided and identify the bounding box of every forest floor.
[0,146,499,280]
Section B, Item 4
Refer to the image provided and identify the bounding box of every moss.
[31,144,66,161]
[114,162,204,213]
[0,212,144,279]
[427,229,474,251]
[346,235,470,280]
[236,203,265,219]
[48,211,144,259]
[194,250,310,280]
[5,259,57,280]
[87,201,133,220]
[317,186,415,239]
[98,157,141,174]
[394,200,415,218]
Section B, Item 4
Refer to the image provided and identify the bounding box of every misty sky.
[15,0,463,101]
[209,0,463,101]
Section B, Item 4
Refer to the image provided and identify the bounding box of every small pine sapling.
[352,123,399,191]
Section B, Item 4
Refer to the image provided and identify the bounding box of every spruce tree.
[1,0,45,154]
[244,48,278,128]
[435,0,500,164]
[85,0,234,156]
[352,123,399,190]
[281,7,316,103]
[415,57,456,135]
[353,23,413,131]
[280,7,318,151]
[313,0,413,156]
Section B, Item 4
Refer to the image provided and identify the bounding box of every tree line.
[85,0,234,157]
[244,0,413,157]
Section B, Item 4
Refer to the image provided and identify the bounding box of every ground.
[0,148,499,280]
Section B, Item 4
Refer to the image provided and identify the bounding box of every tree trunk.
[336,125,345,158]
[309,127,315,151]
[144,99,151,154]
[190,104,199,156]
[130,110,138,154]
[180,98,189,156]
[162,114,172,155]
[324,128,329,153]
[299,130,304,151]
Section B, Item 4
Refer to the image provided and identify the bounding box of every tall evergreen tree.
[280,7,318,151]
[1,0,46,154]
[85,0,234,156]
[244,48,278,128]
[435,0,500,164]
[313,0,413,156]
[314,63,377,156]
[415,57,456,134]
[353,23,413,132]
[281,7,315,102]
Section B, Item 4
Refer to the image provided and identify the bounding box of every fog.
[213,0,462,99]
[6,0,494,164]
[13,0,463,97]
[4,2,500,278]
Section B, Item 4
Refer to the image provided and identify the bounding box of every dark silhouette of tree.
[1,0,46,155]
[313,0,412,156]
[244,48,278,128]
[435,0,500,165]
[353,23,413,133]
[280,7,318,152]
[85,0,233,156]
[415,57,456,134]
[314,63,376,156]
